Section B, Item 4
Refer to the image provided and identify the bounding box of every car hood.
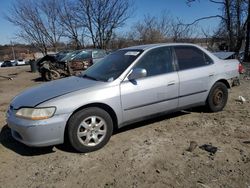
[11,76,102,109]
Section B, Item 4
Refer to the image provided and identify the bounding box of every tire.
[206,82,228,112]
[50,70,61,80]
[45,71,52,81]
[43,70,60,81]
[41,71,47,81]
[67,107,113,153]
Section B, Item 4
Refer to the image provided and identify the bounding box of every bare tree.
[129,13,196,44]
[76,0,132,49]
[6,0,63,54]
[57,0,84,49]
[244,0,250,61]
[132,15,167,44]
[39,0,64,52]
[6,0,49,54]
[169,18,197,42]
[186,0,248,53]
[129,13,172,44]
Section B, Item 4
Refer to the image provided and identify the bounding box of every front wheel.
[206,82,228,112]
[49,70,61,80]
[67,107,113,153]
[42,70,60,81]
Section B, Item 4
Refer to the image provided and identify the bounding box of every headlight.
[16,107,56,120]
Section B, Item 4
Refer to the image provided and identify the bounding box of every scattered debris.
[199,144,218,155]
[197,183,211,188]
[243,76,250,80]
[155,169,160,174]
[186,141,198,152]
[242,141,250,144]
[238,96,246,103]
[143,139,151,145]
[232,78,240,86]
[238,149,250,163]
[0,75,13,80]
[197,180,211,188]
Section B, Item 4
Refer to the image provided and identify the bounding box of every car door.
[173,46,214,108]
[120,46,179,123]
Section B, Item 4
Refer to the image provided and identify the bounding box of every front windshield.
[82,49,143,82]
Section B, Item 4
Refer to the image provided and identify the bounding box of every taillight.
[238,63,244,74]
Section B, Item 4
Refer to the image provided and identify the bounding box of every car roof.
[122,43,200,51]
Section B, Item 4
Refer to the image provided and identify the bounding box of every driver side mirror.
[128,68,147,80]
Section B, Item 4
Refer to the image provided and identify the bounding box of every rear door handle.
[167,81,175,86]
[209,72,215,77]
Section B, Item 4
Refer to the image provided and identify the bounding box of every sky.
[0,0,221,45]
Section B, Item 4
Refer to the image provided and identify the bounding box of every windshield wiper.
[82,74,98,81]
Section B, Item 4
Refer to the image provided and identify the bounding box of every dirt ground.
[0,66,250,188]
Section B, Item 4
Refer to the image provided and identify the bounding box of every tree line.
[187,0,250,61]
[6,0,250,61]
[6,0,132,54]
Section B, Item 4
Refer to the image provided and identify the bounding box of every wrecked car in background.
[213,51,237,60]
[7,43,239,153]
[38,49,107,81]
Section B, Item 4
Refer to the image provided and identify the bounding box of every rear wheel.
[206,82,228,112]
[67,107,113,153]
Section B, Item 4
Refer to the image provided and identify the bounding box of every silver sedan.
[7,43,239,152]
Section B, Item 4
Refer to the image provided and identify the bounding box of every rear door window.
[174,46,213,71]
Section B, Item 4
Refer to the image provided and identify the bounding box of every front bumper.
[6,109,70,147]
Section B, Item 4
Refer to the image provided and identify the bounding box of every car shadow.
[0,125,55,156]
[32,77,44,82]
[114,110,191,135]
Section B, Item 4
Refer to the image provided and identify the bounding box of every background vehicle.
[37,51,73,72]
[39,49,107,81]
[213,51,236,60]
[10,60,17,66]
[238,51,244,63]
[38,50,82,81]
[16,59,26,66]
[7,43,239,153]
[1,60,15,67]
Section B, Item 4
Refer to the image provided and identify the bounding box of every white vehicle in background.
[16,59,26,66]
[0,61,3,67]
[9,60,17,66]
